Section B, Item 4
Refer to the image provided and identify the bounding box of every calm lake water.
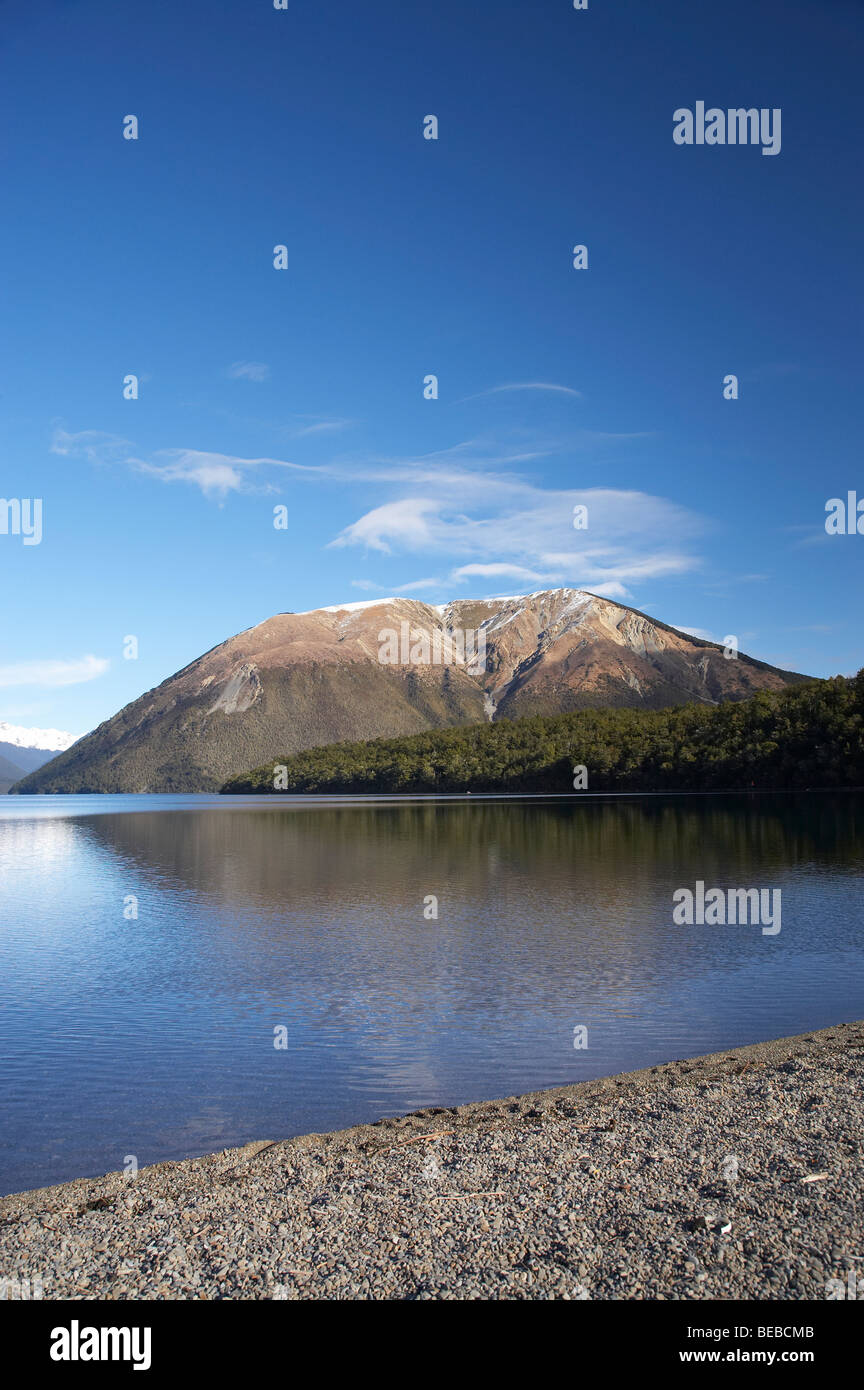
[0,792,862,1197]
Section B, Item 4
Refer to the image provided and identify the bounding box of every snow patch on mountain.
[301,598,397,615]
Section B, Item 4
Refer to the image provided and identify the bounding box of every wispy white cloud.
[55,432,317,499]
[331,477,702,601]
[227,361,271,382]
[50,427,131,464]
[452,563,548,583]
[136,451,251,498]
[581,581,631,600]
[288,418,354,438]
[351,577,445,594]
[53,426,703,600]
[331,483,702,601]
[0,656,109,689]
[138,448,323,497]
[540,549,697,587]
[331,498,441,553]
[460,382,583,402]
[53,430,554,497]
[394,577,445,592]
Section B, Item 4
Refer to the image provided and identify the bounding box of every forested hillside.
[223,672,863,794]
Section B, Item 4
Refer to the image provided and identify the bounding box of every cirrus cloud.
[0,655,109,689]
[459,381,583,402]
[227,361,271,382]
[51,425,705,601]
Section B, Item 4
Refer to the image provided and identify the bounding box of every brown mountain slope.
[13,589,809,793]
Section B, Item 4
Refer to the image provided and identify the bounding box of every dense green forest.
[221,671,864,795]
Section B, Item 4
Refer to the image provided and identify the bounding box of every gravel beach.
[1,1021,862,1301]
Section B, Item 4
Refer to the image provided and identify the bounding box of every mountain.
[0,723,79,793]
[0,751,28,795]
[12,590,809,795]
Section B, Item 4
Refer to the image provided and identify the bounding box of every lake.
[0,792,862,1197]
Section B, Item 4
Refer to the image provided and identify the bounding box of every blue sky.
[1,0,862,737]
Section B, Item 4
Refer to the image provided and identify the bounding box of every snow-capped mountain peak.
[0,722,79,753]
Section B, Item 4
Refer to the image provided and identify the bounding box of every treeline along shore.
[222,671,864,795]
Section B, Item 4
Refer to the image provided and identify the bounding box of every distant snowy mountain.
[0,723,79,791]
[0,722,78,753]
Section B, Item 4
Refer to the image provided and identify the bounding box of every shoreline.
[2,1020,862,1300]
[5,786,864,798]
